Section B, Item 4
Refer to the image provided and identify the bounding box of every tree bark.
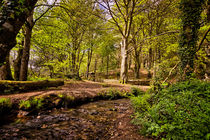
[0,52,13,80]
[0,0,38,67]
[134,47,141,79]
[14,46,23,81]
[94,57,98,81]
[106,55,109,78]
[20,12,34,81]
[178,0,204,80]
[128,53,132,70]
[207,0,210,22]
[0,80,64,94]
[148,47,153,78]
[86,47,93,78]
[120,37,128,84]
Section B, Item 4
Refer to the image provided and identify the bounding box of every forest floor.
[0,80,151,140]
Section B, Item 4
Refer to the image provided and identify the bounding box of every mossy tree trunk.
[0,0,38,68]
[178,0,205,80]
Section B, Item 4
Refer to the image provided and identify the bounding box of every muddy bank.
[0,99,150,140]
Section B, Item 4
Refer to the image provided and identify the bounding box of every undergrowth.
[131,80,210,140]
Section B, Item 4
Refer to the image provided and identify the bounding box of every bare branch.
[34,0,57,24]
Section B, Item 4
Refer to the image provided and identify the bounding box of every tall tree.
[98,0,142,83]
[178,0,205,80]
[0,0,38,67]
[19,11,34,81]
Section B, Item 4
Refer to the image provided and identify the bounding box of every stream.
[0,99,148,140]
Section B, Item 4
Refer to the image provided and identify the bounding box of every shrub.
[132,80,210,140]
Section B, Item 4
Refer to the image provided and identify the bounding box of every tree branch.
[197,27,210,52]
[34,0,57,24]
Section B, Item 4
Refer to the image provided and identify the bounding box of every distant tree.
[97,0,143,83]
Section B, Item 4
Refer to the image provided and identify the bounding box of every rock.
[25,122,32,127]
[17,110,29,118]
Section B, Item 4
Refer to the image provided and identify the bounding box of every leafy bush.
[132,80,210,140]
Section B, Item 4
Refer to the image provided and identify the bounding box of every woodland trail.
[0,80,151,140]
[0,80,150,102]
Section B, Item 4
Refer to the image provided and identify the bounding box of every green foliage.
[130,87,145,96]
[0,98,12,114]
[98,88,129,100]
[131,93,152,112]
[98,87,144,100]
[132,80,210,139]
[19,98,44,110]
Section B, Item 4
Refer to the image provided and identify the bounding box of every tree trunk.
[120,37,128,84]
[0,0,38,67]
[0,80,64,94]
[207,0,210,22]
[94,57,98,81]
[0,52,13,80]
[128,53,132,70]
[14,46,23,81]
[134,47,141,79]
[178,0,204,80]
[20,12,34,81]
[71,49,76,74]
[106,55,109,78]
[86,48,93,78]
[148,47,153,78]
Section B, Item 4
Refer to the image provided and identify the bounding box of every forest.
[0,0,209,139]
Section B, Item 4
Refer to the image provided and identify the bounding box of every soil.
[0,80,150,102]
[0,80,151,140]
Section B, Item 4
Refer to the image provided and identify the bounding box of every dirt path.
[0,80,150,101]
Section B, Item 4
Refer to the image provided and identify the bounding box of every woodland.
[0,0,209,139]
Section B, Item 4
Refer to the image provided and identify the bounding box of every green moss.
[19,98,44,110]
[98,88,132,100]
[100,83,110,87]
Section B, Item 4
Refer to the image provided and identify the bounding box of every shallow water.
[0,99,135,140]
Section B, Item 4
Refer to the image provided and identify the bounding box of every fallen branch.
[163,62,180,83]
[197,27,210,52]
